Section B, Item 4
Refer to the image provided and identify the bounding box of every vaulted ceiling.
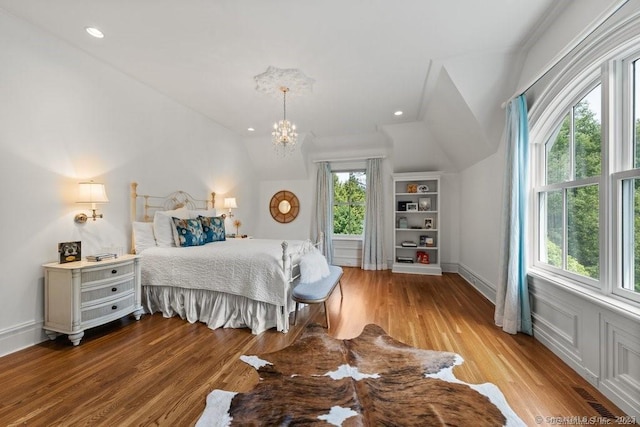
[0,0,566,177]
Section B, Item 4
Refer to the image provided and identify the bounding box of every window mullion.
[562,188,568,271]
[570,109,576,181]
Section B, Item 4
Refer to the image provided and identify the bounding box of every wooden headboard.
[130,182,216,222]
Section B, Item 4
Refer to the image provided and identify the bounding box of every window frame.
[533,81,603,289]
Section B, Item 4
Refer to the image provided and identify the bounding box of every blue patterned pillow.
[199,215,226,243]
[172,217,205,247]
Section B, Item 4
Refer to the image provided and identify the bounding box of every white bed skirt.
[143,286,295,334]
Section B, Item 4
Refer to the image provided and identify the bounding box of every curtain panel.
[313,162,334,264]
[362,158,387,270]
[495,94,533,335]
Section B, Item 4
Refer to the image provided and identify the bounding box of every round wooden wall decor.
[269,190,300,223]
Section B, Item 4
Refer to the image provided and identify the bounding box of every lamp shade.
[77,181,109,204]
[223,198,237,209]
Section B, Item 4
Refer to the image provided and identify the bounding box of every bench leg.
[324,301,330,329]
[293,302,299,325]
[338,279,344,300]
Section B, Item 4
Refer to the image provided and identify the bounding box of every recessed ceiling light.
[247,127,255,132]
[394,111,403,116]
[85,27,104,39]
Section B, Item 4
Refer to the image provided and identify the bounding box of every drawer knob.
[112,305,118,310]
[111,287,118,292]
[111,269,117,274]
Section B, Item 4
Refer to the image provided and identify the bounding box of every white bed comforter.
[141,239,305,307]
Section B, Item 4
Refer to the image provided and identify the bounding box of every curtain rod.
[501,0,626,108]
[312,155,386,163]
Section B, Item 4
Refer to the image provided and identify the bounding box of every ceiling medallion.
[254,67,314,157]
[254,66,314,98]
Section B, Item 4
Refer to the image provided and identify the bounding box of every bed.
[130,183,311,334]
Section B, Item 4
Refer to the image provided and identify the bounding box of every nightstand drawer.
[81,278,135,304]
[81,294,135,324]
[81,263,134,284]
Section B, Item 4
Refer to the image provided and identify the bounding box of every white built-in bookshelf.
[392,172,442,275]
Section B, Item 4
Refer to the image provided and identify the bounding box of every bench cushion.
[292,265,343,303]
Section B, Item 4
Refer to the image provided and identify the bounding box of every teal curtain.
[495,94,533,335]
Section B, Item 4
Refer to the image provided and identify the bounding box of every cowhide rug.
[196,323,526,426]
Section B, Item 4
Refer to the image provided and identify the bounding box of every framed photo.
[397,201,409,211]
[398,217,408,229]
[406,202,418,211]
[418,197,431,211]
[58,241,81,264]
[424,218,434,229]
[417,184,430,193]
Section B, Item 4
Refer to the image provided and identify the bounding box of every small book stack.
[401,241,417,247]
[397,256,414,263]
[86,253,118,262]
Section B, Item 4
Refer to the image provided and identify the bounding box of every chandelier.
[254,66,314,157]
[272,86,297,155]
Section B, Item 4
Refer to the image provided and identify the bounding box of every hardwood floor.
[0,269,627,426]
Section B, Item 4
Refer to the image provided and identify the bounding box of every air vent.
[588,402,616,419]
[573,387,616,419]
[573,386,597,402]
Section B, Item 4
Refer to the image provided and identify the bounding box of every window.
[538,85,602,282]
[533,40,640,303]
[618,57,640,295]
[332,171,366,236]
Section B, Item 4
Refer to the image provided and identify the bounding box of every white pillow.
[299,249,331,284]
[132,222,156,254]
[189,208,216,219]
[153,206,189,247]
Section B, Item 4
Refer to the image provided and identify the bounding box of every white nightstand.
[43,254,143,346]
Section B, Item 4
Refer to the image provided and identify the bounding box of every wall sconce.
[223,197,237,218]
[74,181,109,223]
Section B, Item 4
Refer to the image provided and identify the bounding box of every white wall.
[254,179,314,240]
[0,11,255,355]
[439,173,461,271]
[516,0,627,97]
[458,142,505,296]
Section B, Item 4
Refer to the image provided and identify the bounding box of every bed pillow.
[199,215,226,243]
[153,206,189,247]
[299,248,331,284]
[172,217,205,247]
[132,221,156,254]
[189,208,216,219]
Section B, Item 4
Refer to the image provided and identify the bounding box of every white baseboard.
[441,263,459,273]
[457,263,496,304]
[0,319,47,357]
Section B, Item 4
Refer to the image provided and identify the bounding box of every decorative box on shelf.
[86,253,118,262]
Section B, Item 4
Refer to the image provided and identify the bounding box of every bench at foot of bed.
[291,265,343,329]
